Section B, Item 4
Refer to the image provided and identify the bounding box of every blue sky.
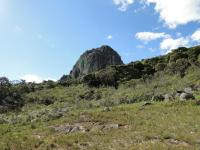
[1,0,200,82]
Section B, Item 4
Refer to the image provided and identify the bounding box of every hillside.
[1,45,200,149]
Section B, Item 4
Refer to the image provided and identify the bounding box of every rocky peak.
[70,45,123,78]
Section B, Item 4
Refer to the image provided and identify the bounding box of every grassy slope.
[1,101,200,150]
[1,46,200,149]
[1,66,200,149]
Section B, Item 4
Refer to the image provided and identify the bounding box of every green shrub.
[155,63,167,71]
[169,52,188,62]
[82,74,100,87]
[187,46,200,62]
[95,67,118,88]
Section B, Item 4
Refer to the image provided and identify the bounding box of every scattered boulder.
[163,94,174,101]
[103,123,119,130]
[163,88,195,102]
[102,107,112,112]
[164,138,189,146]
[184,87,193,94]
[175,92,181,99]
[78,142,92,148]
[70,126,81,133]
[51,122,126,134]
[50,124,86,134]
[180,93,195,101]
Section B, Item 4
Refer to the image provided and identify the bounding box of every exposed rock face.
[70,45,123,78]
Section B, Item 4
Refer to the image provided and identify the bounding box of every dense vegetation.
[81,46,200,87]
[1,45,200,149]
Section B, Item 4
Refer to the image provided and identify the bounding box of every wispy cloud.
[113,0,134,11]
[135,32,170,42]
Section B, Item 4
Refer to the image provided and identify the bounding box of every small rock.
[103,107,112,112]
[164,94,174,101]
[70,126,80,133]
[180,93,195,101]
[175,93,181,99]
[51,124,72,133]
[50,124,86,134]
[104,124,119,130]
[119,124,129,129]
[184,87,193,94]
[78,142,92,148]
[164,138,189,146]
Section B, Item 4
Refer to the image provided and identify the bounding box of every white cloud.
[144,0,200,28]
[136,29,200,54]
[45,77,57,82]
[113,0,134,11]
[160,37,189,53]
[21,74,43,83]
[107,35,113,40]
[113,0,200,28]
[191,28,200,42]
[135,32,169,42]
[21,74,57,83]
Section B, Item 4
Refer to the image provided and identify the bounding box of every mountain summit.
[70,45,123,78]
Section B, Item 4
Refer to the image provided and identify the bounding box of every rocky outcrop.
[179,93,195,101]
[151,86,197,102]
[70,45,123,78]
